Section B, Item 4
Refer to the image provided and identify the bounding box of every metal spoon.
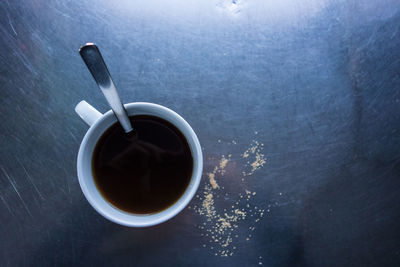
[79,43,133,133]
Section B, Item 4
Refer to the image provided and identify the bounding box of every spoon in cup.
[79,43,133,133]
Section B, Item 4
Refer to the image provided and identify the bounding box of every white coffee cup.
[75,100,203,227]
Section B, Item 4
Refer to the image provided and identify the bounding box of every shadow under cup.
[77,103,203,227]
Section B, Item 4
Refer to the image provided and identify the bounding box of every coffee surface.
[92,115,193,214]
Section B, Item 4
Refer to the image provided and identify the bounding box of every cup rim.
[77,102,203,227]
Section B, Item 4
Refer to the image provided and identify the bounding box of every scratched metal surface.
[0,0,400,266]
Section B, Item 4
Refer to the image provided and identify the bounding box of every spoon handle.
[79,43,133,133]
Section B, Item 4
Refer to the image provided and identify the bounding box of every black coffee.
[92,115,193,214]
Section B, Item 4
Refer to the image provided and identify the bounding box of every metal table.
[1,0,399,266]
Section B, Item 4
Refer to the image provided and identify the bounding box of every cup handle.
[75,100,103,127]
